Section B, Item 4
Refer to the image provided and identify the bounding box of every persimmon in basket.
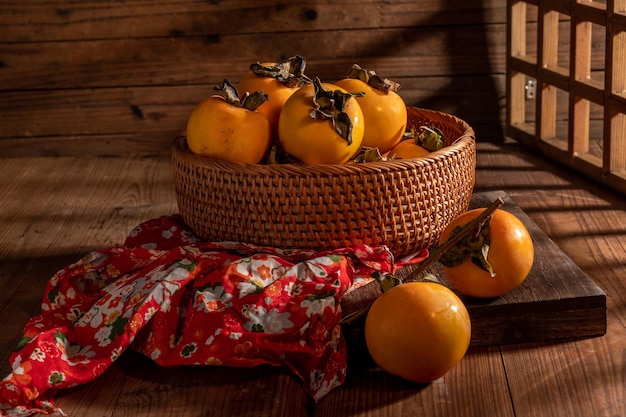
[335,64,407,154]
[278,77,365,164]
[237,55,310,140]
[387,139,430,159]
[186,80,272,164]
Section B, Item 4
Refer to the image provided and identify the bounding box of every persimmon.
[387,124,448,159]
[365,281,471,383]
[388,139,430,159]
[335,64,407,154]
[186,80,272,164]
[278,77,364,164]
[237,55,309,139]
[439,208,534,298]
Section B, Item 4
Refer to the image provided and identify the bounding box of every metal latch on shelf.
[525,79,536,100]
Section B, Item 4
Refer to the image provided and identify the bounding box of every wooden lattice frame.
[507,0,626,193]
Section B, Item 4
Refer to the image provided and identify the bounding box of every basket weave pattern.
[172,107,476,256]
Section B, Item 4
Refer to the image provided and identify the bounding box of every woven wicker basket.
[172,107,476,256]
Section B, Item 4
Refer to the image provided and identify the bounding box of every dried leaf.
[352,147,389,163]
[240,91,269,112]
[214,79,268,111]
[333,111,355,145]
[419,273,441,284]
[309,77,364,145]
[417,126,445,151]
[439,222,495,276]
[213,79,241,105]
[472,244,496,277]
[249,55,309,88]
[374,272,402,293]
[345,64,400,93]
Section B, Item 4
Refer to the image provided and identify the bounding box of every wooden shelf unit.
[507,0,626,193]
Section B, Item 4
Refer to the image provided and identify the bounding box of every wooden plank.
[0,134,174,157]
[0,158,104,373]
[487,146,626,417]
[572,78,606,105]
[508,0,528,127]
[0,155,306,416]
[606,26,626,173]
[0,152,509,417]
[512,21,606,65]
[607,111,626,172]
[507,0,626,194]
[536,7,560,140]
[0,155,178,288]
[541,0,573,15]
[0,26,507,91]
[0,74,507,154]
[1,141,624,417]
[341,191,607,348]
[538,65,571,91]
[613,8,626,29]
[503,334,624,417]
[104,353,309,417]
[570,15,592,155]
[573,1,609,25]
[0,0,508,43]
[0,86,199,140]
[0,0,515,159]
[512,135,626,195]
[317,346,515,417]
[0,162,88,399]
[509,54,539,76]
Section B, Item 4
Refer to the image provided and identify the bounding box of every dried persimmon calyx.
[344,63,401,93]
[417,126,445,151]
[249,55,309,88]
[373,271,402,293]
[352,147,390,163]
[213,79,268,111]
[308,77,364,145]
[402,125,445,151]
[439,222,496,277]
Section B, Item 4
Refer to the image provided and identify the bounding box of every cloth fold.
[0,215,427,416]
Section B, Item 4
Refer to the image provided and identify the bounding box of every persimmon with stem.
[186,79,272,164]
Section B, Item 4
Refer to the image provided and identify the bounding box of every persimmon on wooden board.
[341,190,607,348]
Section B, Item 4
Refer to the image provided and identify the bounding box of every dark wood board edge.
[341,190,607,349]
[468,298,607,346]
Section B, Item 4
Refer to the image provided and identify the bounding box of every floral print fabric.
[0,215,427,416]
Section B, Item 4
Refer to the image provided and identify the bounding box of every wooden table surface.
[1,140,624,417]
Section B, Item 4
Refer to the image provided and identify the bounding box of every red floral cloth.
[0,215,427,416]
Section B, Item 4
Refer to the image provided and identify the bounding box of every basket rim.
[172,106,476,176]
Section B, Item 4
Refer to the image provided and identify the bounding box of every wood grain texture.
[476,141,626,417]
[0,0,508,153]
[318,346,515,417]
[0,140,624,417]
[0,0,508,42]
[0,26,507,90]
[0,75,507,156]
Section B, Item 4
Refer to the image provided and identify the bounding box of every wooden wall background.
[0,0,509,157]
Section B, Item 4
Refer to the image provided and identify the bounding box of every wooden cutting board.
[341,190,607,347]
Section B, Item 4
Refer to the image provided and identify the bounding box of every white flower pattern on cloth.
[0,215,428,417]
[242,305,294,333]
